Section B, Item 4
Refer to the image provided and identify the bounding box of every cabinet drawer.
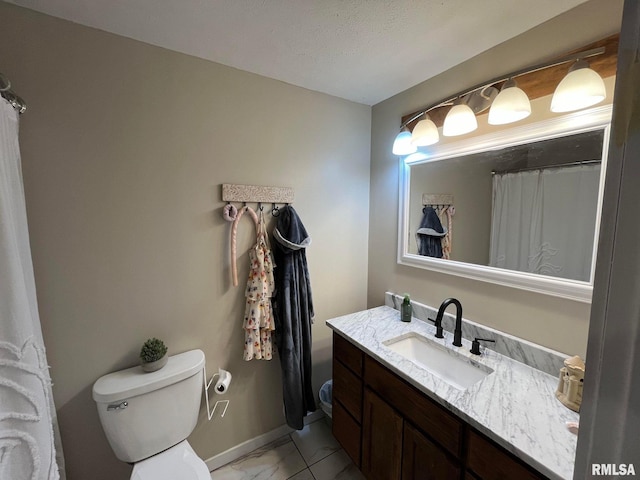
[333,333,363,376]
[332,400,361,467]
[467,430,547,480]
[333,359,363,422]
[364,355,464,458]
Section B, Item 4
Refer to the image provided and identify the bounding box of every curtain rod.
[491,159,601,175]
[0,72,27,114]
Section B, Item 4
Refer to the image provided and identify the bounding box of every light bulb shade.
[551,64,606,113]
[411,116,439,146]
[488,85,531,125]
[443,104,478,137]
[392,130,417,155]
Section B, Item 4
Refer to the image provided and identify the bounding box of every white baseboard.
[302,409,325,425]
[205,410,325,472]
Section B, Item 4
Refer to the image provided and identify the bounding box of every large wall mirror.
[398,105,612,302]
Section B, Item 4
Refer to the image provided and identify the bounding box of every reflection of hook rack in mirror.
[419,194,455,260]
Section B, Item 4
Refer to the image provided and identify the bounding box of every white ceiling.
[5,0,587,105]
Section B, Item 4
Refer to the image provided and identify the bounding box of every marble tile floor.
[211,417,365,480]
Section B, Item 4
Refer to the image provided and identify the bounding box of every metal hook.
[258,202,264,212]
[271,203,280,217]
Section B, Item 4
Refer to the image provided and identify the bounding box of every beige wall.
[368,0,623,357]
[0,3,371,479]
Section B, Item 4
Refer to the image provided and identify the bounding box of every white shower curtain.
[0,99,63,479]
[489,164,600,282]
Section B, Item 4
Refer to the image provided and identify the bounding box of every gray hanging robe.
[416,206,448,258]
[272,205,315,430]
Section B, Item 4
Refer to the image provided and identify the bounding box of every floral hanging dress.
[243,210,276,361]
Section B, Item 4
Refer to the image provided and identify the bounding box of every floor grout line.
[289,432,306,466]
[286,432,312,480]
[287,419,329,480]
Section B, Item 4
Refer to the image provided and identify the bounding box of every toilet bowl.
[131,441,210,480]
[92,349,210,480]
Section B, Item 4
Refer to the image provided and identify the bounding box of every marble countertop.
[326,305,579,480]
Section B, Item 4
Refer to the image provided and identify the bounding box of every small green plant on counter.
[139,337,168,364]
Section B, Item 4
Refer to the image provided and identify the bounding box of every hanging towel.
[243,209,276,361]
[436,206,454,260]
[416,206,447,258]
[272,206,315,430]
[230,206,259,287]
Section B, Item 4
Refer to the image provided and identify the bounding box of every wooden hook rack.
[222,184,294,204]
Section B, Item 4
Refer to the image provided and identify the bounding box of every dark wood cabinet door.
[364,355,463,458]
[402,423,462,480]
[361,388,403,480]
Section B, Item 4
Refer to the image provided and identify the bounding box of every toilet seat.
[131,441,210,480]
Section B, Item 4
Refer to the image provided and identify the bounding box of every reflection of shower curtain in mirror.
[489,164,600,282]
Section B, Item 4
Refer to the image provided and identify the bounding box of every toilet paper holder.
[204,366,232,420]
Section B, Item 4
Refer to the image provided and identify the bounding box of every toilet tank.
[92,349,205,463]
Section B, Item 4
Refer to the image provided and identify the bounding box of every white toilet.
[92,349,211,479]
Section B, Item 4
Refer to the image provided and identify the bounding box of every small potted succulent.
[140,337,168,372]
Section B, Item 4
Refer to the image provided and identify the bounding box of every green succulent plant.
[139,337,168,364]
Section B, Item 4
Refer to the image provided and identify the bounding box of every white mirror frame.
[398,105,612,303]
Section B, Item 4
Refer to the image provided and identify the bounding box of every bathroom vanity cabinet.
[332,332,547,480]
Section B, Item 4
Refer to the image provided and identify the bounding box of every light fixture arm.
[399,46,605,130]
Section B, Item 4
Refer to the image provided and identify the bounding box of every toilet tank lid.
[92,349,205,404]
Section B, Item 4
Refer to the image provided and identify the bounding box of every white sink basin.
[383,333,493,390]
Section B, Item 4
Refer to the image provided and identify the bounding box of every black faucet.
[428,298,463,347]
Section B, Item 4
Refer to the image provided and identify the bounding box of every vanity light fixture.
[411,114,440,146]
[392,127,417,155]
[443,98,478,137]
[488,78,531,125]
[550,59,606,112]
[392,45,607,155]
